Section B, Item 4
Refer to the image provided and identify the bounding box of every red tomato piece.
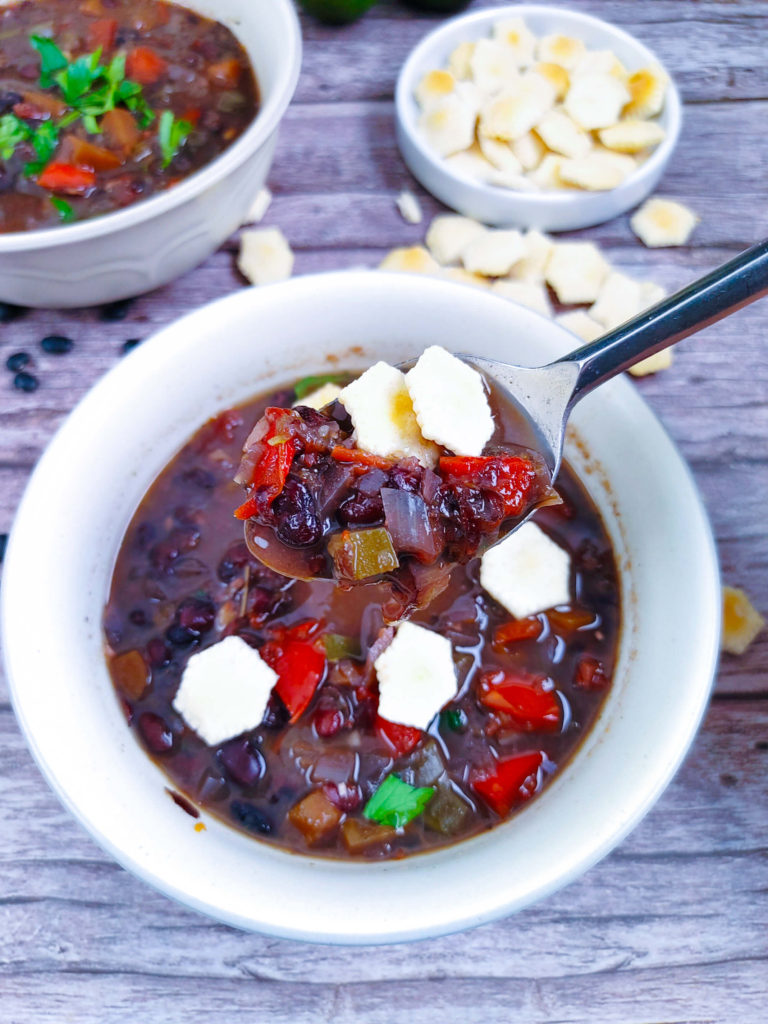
[478,669,561,732]
[472,751,545,816]
[126,47,168,85]
[439,455,536,517]
[493,617,544,645]
[36,163,96,195]
[87,18,118,52]
[376,716,422,757]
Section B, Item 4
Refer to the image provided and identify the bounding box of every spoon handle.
[558,238,768,405]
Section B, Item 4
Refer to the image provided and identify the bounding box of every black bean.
[177,595,215,635]
[138,712,176,755]
[13,371,38,392]
[338,491,384,527]
[40,334,74,355]
[165,623,197,647]
[5,351,29,372]
[121,337,143,355]
[0,302,26,323]
[0,91,22,114]
[100,298,134,321]
[0,533,7,562]
[273,477,321,546]
[262,693,289,730]
[128,608,150,627]
[230,800,273,835]
[181,466,216,490]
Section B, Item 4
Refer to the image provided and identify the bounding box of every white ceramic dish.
[396,5,682,231]
[0,0,301,309]
[1,272,719,943]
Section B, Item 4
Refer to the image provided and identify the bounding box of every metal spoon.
[246,239,768,581]
[466,238,768,479]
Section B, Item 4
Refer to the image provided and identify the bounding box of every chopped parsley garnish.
[158,110,192,169]
[6,33,169,173]
[0,113,30,160]
[363,774,434,829]
[54,48,104,105]
[30,35,68,87]
[25,120,59,175]
[50,196,75,222]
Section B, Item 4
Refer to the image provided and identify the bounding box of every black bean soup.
[0,0,258,232]
[104,375,620,860]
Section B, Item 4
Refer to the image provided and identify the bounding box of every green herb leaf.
[106,51,126,86]
[50,196,75,222]
[54,48,104,105]
[30,34,68,87]
[363,774,434,829]
[0,113,30,160]
[24,119,59,175]
[293,373,347,401]
[158,110,192,169]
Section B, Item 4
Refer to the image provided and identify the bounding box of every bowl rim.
[0,0,301,253]
[0,272,721,943]
[395,3,682,209]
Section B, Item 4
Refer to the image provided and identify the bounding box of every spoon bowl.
[243,239,768,584]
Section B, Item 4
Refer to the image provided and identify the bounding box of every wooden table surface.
[1,2,766,1021]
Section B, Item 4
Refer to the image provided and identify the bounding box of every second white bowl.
[396,4,682,231]
[0,0,301,308]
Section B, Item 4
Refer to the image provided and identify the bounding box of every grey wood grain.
[1,1,767,1021]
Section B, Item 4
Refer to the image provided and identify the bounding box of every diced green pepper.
[423,783,471,836]
[440,707,468,733]
[327,527,399,580]
[293,372,347,400]
[322,632,362,661]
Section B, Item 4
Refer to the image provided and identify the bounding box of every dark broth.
[104,378,620,860]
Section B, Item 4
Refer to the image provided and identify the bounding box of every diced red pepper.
[87,17,118,52]
[472,751,545,816]
[260,620,326,723]
[574,655,609,691]
[36,163,96,195]
[234,412,297,519]
[439,455,536,517]
[126,47,168,85]
[331,446,395,472]
[376,716,422,757]
[478,669,561,732]
[493,617,543,646]
[207,58,242,89]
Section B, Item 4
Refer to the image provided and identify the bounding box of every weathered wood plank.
[0,962,765,1024]
[295,0,768,105]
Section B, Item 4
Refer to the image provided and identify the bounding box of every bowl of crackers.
[395,4,682,230]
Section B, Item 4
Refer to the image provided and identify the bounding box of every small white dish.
[0,0,301,308]
[1,272,719,943]
[396,5,682,231]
